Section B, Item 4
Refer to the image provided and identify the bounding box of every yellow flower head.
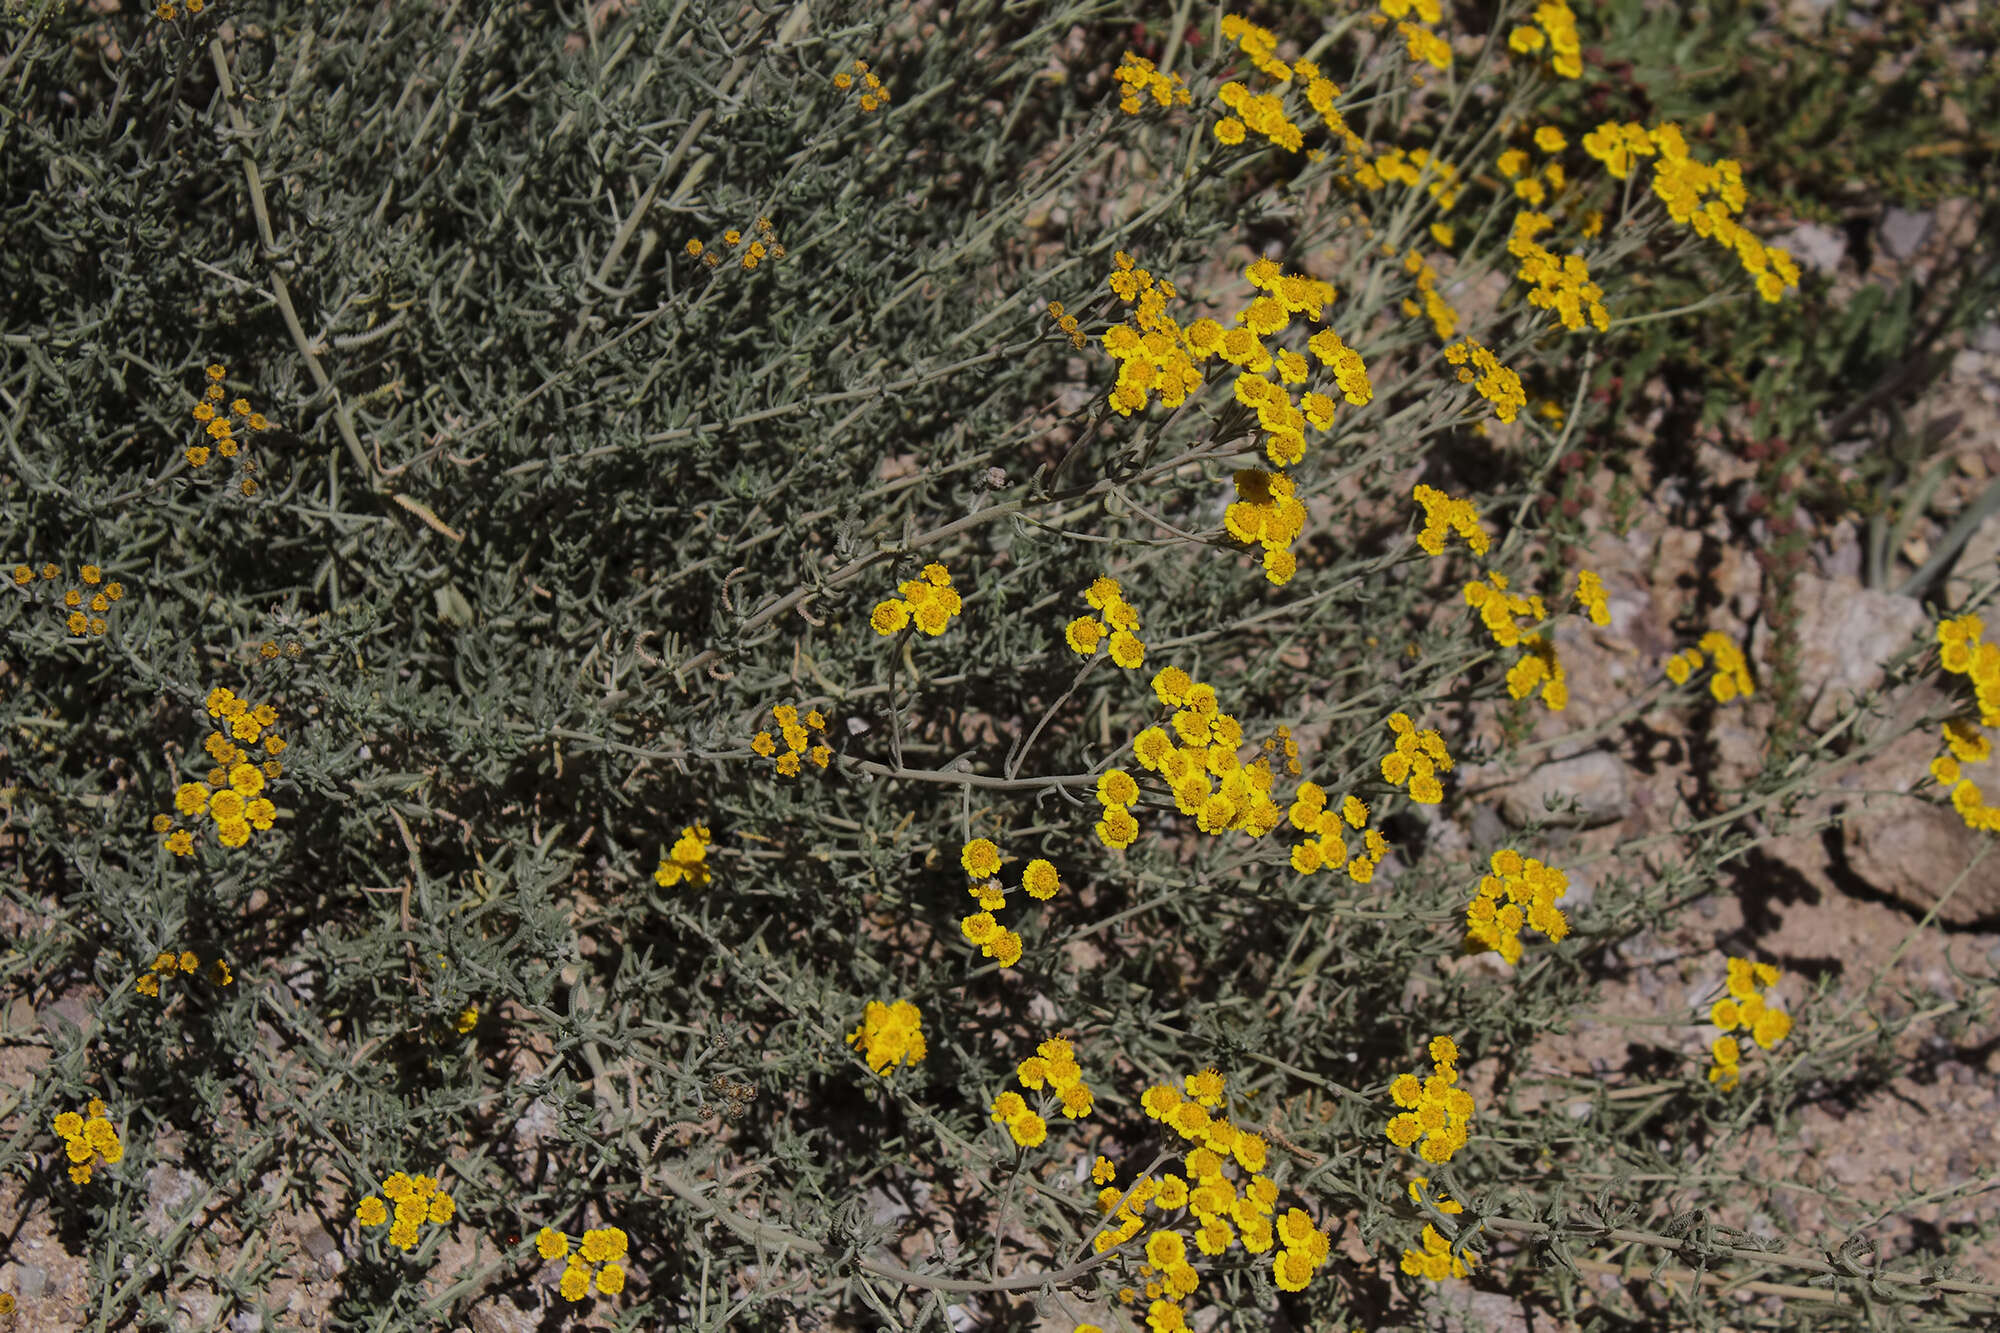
[960,838,1002,879]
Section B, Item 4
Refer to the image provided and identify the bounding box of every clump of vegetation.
[3,0,1997,1328]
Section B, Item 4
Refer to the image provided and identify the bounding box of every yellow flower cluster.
[991,1035,1094,1148]
[1443,339,1526,423]
[1113,51,1191,114]
[1377,150,1463,212]
[1065,576,1146,669]
[1208,13,1385,193]
[134,948,232,998]
[1101,252,1202,416]
[870,562,962,636]
[847,999,926,1074]
[1263,723,1303,778]
[1663,630,1754,702]
[1385,1035,1474,1163]
[1109,1068,1329,1303]
[53,1101,123,1185]
[538,1225,630,1300]
[1114,666,1285,847]
[1465,849,1571,964]
[1413,484,1489,556]
[831,58,891,113]
[1238,359,1335,453]
[157,687,287,856]
[1509,211,1609,332]
[1937,613,2000,716]
[1110,252,1366,473]
[1506,0,1583,79]
[1380,713,1451,805]
[1393,20,1451,72]
[958,836,1060,967]
[683,215,783,272]
[1707,958,1791,1090]
[1219,14,1292,82]
[1399,1178,1478,1281]
[1307,323,1374,408]
[1577,121,1655,181]
[1093,767,1142,851]
[1403,250,1461,341]
[750,703,831,776]
[1462,570,1567,709]
[355,1171,456,1251]
[1930,713,2000,831]
[1497,136,1569,209]
[186,363,271,494]
[11,561,126,637]
[1286,784,1389,881]
[1500,634,1563,709]
[1935,613,2000,824]
[152,0,206,20]
[1463,571,1545,648]
[652,824,713,888]
[1586,122,1799,303]
[1094,241,1368,577]
[1045,299,1087,351]
[1212,20,1313,149]
[1224,468,1309,586]
[1573,569,1610,625]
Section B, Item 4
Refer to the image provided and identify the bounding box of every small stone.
[37,995,91,1039]
[230,1314,265,1333]
[1752,575,1928,729]
[1776,221,1846,275]
[144,1165,204,1237]
[512,1095,559,1149]
[177,1291,219,1332]
[1879,207,1934,261]
[1495,751,1629,828]
[1843,802,2000,926]
[297,1223,344,1279]
[15,1263,47,1300]
[467,1298,538,1333]
[1468,802,1507,849]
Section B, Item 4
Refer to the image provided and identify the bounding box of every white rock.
[1776,221,1846,274]
[1880,207,1934,261]
[1751,575,1928,728]
[1495,751,1629,828]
